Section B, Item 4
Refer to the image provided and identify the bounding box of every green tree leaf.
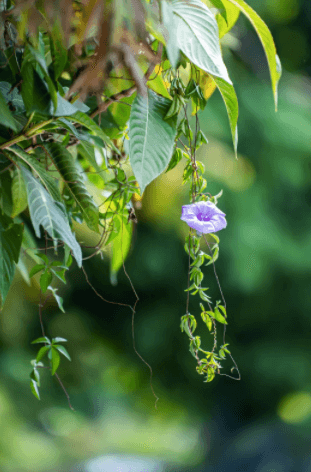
[227,0,282,109]
[172,0,232,84]
[129,89,177,193]
[209,0,240,38]
[29,264,45,278]
[53,344,71,361]
[48,286,65,313]
[30,379,40,400]
[66,111,118,152]
[51,347,61,375]
[0,211,23,309]
[11,167,28,218]
[20,166,82,267]
[40,270,52,293]
[36,345,50,362]
[5,146,62,202]
[44,142,99,233]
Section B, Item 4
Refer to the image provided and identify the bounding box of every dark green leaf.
[0,211,23,309]
[44,142,99,233]
[0,88,17,131]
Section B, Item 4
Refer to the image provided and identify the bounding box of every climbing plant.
[0,0,281,405]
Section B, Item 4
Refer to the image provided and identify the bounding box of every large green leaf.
[20,166,82,267]
[212,76,238,156]
[5,146,62,202]
[172,0,231,84]
[227,0,281,109]
[11,167,28,217]
[44,142,99,233]
[0,211,23,309]
[129,89,177,193]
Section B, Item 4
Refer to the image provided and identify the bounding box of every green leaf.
[24,45,58,112]
[0,82,25,113]
[29,264,45,278]
[227,0,281,109]
[147,72,172,100]
[36,345,50,362]
[30,368,40,384]
[0,88,18,132]
[172,0,232,84]
[50,20,68,80]
[0,171,13,216]
[166,147,183,173]
[32,336,51,344]
[48,286,65,313]
[53,344,71,361]
[110,218,132,285]
[161,0,180,68]
[212,76,238,156]
[6,146,62,202]
[30,379,40,400]
[51,347,61,375]
[129,89,177,194]
[210,0,240,38]
[21,63,52,115]
[40,270,52,293]
[0,211,23,309]
[44,142,99,233]
[52,337,67,343]
[20,166,82,267]
[66,111,118,152]
[213,307,228,324]
[11,167,28,218]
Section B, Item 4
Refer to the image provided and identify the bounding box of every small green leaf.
[51,347,61,375]
[40,270,52,293]
[48,286,65,313]
[29,264,45,278]
[32,336,51,344]
[36,345,50,362]
[110,218,132,285]
[213,307,228,324]
[52,337,67,343]
[53,345,71,361]
[30,379,40,400]
[30,368,40,384]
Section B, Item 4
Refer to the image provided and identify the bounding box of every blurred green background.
[1,0,311,471]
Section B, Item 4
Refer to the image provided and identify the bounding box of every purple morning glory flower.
[181,201,227,233]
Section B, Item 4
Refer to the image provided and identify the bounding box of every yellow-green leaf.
[227,0,282,109]
[11,167,28,218]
